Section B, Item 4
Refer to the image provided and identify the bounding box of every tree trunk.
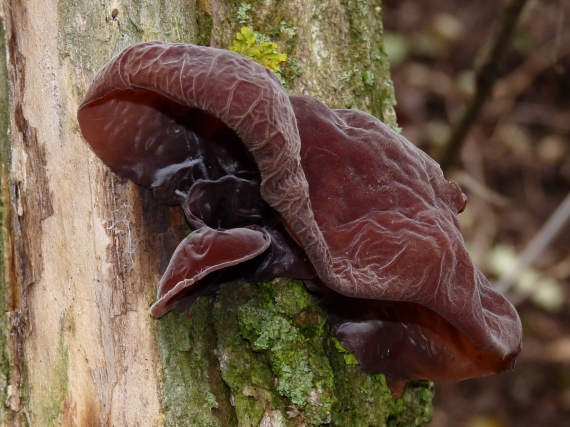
[0,1,433,425]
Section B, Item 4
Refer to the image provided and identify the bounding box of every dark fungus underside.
[77,41,522,382]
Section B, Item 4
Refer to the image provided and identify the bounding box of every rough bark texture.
[0,0,432,426]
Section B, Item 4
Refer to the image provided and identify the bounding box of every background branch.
[437,0,530,171]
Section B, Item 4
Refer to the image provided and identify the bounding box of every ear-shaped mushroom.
[77,41,317,315]
[289,94,522,380]
[150,225,271,315]
[77,41,522,382]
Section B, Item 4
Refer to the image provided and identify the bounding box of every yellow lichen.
[230,27,287,71]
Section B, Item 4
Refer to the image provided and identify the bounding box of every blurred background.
[382,0,570,426]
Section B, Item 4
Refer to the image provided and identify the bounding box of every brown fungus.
[77,41,522,382]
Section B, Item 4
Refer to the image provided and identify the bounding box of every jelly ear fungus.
[78,41,522,382]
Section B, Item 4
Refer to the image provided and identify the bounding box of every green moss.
[237,279,335,425]
[226,2,301,89]
[155,297,235,427]
[326,322,434,426]
[213,282,287,426]
[222,0,398,126]
[332,338,360,366]
[388,381,434,426]
[196,6,214,46]
[327,339,395,426]
[156,275,432,426]
[333,0,397,127]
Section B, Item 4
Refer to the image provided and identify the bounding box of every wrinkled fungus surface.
[78,41,522,382]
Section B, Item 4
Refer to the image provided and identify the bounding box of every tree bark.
[0,1,433,426]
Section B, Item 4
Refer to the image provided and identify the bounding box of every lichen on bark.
[236,279,434,426]
[208,0,398,127]
[237,279,335,424]
[156,301,234,427]
[158,278,433,426]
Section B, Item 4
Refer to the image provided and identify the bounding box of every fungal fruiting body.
[77,41,522,382]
